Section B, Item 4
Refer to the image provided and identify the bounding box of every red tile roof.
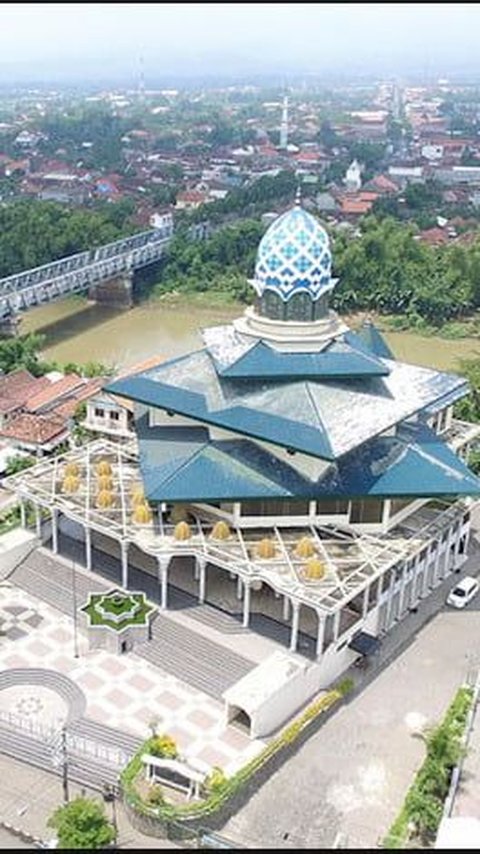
[340,198,374,215]
[26,374,85,414]
[369,174,399,193]
[50,378,105,419]
[0,412,67,446]
[418,227,449,246]
[0,370,49,414]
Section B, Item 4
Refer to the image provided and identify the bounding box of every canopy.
[348,631,381,656]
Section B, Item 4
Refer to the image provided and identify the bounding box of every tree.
[5,455,35,476]
[47,796,116,850]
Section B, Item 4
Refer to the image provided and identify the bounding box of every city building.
[7,198,480,698]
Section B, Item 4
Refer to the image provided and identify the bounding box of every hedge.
[383,685,474,849]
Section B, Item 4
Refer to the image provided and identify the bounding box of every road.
[221,572,480,849]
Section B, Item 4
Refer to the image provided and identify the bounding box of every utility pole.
[61,725,69,804]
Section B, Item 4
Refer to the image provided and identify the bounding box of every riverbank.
[19,294,480,374]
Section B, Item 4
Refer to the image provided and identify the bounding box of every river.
[19,296,480,373]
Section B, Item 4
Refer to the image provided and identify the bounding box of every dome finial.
[295,185,302,207]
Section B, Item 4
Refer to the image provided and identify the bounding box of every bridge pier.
[0,315,20,338]
[88,273,134,309]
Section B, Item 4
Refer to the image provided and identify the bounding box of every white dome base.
[233,306,349,352]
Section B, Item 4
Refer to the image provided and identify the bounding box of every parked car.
[446,576,479,609]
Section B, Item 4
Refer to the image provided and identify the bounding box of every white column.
[385,569,396,629]
[20,499,26,529]
[398,565,409,617]
[316,611,326,658]
[333,609,341,642]
[199,560,206,604]
[362,585,370,619]
[121,541,129,589]
[289,602,300,651]
[242,581,251,628]
[411,556,422,606]
[236,575,243,600]
[194,557,201,581]
[52,508,58,554]
[35,504,42,539]
[282,595,290,621]
[423,549,434,596]
[85,526,92,571]
[159,558,168,610]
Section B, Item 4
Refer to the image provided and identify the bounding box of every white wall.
[0,528,38,579]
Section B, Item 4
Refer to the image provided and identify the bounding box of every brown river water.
[19,296,480,373]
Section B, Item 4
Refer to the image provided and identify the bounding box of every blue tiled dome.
[254,204,332,301]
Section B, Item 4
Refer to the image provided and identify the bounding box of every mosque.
[7,197,480,692]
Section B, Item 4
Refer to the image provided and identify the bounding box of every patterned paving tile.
[196,745,233,767]
[2,654,30,668]
[97,658,129,676]
[5,626,28,641]
[186,709,219,730]
[26,639,50,656]
[76,672,104,690]
[127,673,156,692]
[105,688,132,709]
[221,726,252,750]
[24,613,43,629]
[154,690,184,710]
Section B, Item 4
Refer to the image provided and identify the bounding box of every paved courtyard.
[0,581,265,776]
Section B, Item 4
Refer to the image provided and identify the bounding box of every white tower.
[280,95,289,150]
[345,159,362,192]
[138,56,146,104]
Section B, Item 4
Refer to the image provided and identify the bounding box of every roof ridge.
[304,381,333,457]
[154,440,209,491]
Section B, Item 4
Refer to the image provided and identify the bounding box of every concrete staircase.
[136,614,253,699]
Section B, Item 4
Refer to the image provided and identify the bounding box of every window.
[109,411,120,421]
[390,498,412,518]
[260,291,285,320]
[313,293,329,320]
[94,407,105,418]
[350,499,383,524]
[316,499,349,515]
[285,292,313,322]
[241,500,310,517]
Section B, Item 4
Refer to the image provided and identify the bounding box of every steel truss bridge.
[0,225,173,321]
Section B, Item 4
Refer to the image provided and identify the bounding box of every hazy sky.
[1,3,480,82]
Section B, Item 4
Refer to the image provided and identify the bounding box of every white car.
[446,576,479,609]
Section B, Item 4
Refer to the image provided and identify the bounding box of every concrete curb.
[1,818,44,846]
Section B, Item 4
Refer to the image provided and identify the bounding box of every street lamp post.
[72,558,79,659]
[103,784,118,838]
[61,725,69,804]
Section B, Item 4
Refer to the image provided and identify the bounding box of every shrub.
[150,734,178,759]
[147,784,165,807]
[205,766,227,794]
[335,677,355,697]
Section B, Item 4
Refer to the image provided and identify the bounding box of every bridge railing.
[0,225,173,297]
